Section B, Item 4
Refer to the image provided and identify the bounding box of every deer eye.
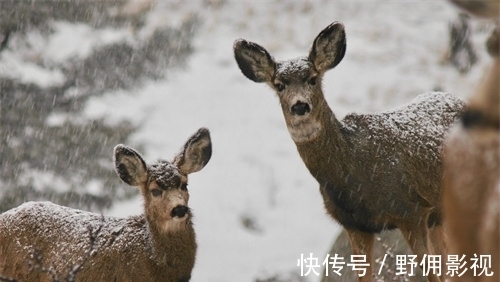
[308,76,317,86]
[181,183,188,191]
[151,189,163,197]
[274,83,285,92]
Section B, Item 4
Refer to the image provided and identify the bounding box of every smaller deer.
[234,22,465,282]
[0,128,212,282]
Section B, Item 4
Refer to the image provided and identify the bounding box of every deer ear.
[174,128,212,175]
[309,22,346,73]
[114,145,148,186]
[234,39,276,83]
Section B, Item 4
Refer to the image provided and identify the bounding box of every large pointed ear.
[309,22,346,73]
[173,128,212,175]
[233,39,276,83]
[114,145,148,186]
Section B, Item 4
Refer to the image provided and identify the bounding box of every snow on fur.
[0,202,145,276]
[0,201,194,281]
[343,92,466,161]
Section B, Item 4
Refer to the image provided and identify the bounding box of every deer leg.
[345,229,374,282]
[428,224,447,281]
[400,224,442,282]
[428,225,446,256]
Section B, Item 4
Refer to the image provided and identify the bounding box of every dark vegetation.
[0,0,199,213]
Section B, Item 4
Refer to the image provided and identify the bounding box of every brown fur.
[234,22,465,282]
[321,230,428,282]
[449,0,500,19]
[443,59,499,282]
[0,128,212,282]
[443,2,499,279]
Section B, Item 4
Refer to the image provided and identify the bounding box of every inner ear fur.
[114,144,148,186]
[309,21,346,73]
[174,128,212,175]
[233,39,276,83]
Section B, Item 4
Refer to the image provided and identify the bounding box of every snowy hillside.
[0,1,493,281]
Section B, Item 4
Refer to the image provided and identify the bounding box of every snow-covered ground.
[2,1,493,281]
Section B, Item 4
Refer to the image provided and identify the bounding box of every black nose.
[291,101,311,116]
[171,205,189,218]
[461,110,482,128]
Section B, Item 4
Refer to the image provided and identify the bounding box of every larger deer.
[234,22,465,282]
[0,128,212,282]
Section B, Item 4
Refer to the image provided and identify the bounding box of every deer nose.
[291,101,311,116]
[171,205,189,218]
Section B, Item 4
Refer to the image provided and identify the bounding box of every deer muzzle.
[291,101,311,116]
[171,205,189,218]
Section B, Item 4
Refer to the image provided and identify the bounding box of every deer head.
[113,128,212,233]
[234,22,346,143]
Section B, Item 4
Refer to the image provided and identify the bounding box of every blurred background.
[0,0,493,281]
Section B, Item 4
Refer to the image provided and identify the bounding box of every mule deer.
[0,128,212,282]
[443,1,499,281]
[234,22,465,282]
[443,53,499,282]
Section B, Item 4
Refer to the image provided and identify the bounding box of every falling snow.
[0,1,494,281]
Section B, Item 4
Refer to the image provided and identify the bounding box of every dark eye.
[151,189,163,197]
[308,76,317,86]
[181,183,188,191]
[274,83,285,92]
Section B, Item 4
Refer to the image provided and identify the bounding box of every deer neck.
[292,100,351,184]
[146,214,196,265]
